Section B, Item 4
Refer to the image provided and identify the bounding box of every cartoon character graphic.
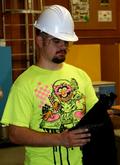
[35,78,86,132]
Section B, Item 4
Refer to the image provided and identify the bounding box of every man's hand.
[60,128,91,148]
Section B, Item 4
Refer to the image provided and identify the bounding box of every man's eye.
[51,38,69,46]
[52,38,60,43]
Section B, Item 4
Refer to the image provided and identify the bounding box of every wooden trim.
[76,36,120,44]
[100,44,120,104]
[0,1,3,38]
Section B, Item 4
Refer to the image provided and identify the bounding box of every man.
[1,5,98,165]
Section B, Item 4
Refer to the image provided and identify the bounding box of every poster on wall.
[98,10,112,22]
[100,0,109,6]
[70,0,89,22]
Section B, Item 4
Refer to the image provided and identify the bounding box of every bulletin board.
[0,47,12,119]
[69,0,117,30]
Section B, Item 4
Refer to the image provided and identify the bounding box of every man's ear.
[35,35,43,48]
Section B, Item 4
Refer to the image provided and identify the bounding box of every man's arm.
[8,125,91,148]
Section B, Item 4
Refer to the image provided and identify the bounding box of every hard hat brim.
[34,23,78,42]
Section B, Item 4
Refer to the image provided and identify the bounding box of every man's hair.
[35,28,41,36]
[35,28,49,38]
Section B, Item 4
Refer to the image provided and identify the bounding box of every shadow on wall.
[0,46,12,119]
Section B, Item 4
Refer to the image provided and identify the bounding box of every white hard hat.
[34,5,78,42]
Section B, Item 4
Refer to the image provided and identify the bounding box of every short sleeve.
[1,84,33,127]
[83,73,98,112]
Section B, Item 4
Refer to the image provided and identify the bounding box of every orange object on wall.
[66,44,101,81]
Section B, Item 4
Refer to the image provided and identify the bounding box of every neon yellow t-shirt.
[1,63,98,165]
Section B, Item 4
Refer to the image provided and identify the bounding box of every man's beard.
[52,56,65,64]
[52,50,66,64]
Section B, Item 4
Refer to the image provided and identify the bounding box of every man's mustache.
[56,49,67,55]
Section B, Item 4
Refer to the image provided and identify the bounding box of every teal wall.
[0,46,12,119]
